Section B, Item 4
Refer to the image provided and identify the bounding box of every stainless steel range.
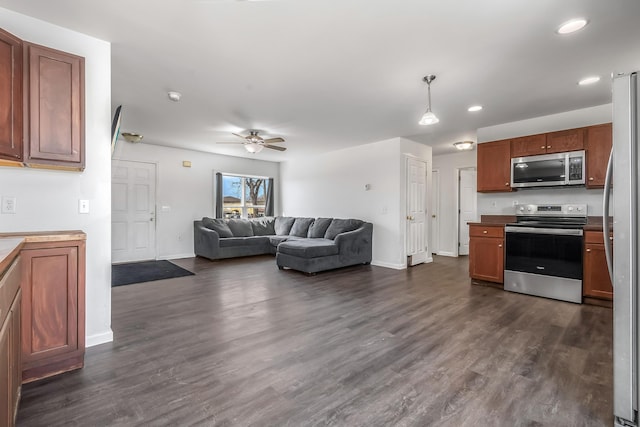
[504,204,587,303]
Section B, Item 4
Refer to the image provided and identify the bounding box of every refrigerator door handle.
[603,147,614,281]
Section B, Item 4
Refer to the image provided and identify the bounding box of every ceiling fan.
[217,130,286,153]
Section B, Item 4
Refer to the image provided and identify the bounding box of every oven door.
[505,226,583,279]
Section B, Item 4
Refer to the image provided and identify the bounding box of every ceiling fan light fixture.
[453,141,475,150]
[244,143,264,153]
[419,75,439,126]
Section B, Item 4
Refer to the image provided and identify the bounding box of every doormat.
[112,260,194,287]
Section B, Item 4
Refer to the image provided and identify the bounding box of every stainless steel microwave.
[511,150,586,188]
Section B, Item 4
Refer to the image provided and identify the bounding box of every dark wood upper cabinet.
[24,43,85,170]
[510,134,546,158]
[0,28,23,163]
[477,139,512,192]
[545,127,584,154]
[586,123,613,188]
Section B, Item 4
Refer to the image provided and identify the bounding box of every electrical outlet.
[1,196,16,214]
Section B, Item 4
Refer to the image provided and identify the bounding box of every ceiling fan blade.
[263,137,285,144]
[216,141,246,144]
[264,144,286,152]
[232,133,247,140]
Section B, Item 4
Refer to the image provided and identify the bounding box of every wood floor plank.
[16,255,613,426]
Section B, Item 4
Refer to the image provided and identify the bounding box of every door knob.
[432,215,436,218]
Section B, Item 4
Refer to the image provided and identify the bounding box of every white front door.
[407,157,428,266]
[458,168,477,256]
[431,169,440,255]
[112,160,157,263]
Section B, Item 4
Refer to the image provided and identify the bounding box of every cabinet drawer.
[469,225,504,238]
[585,230,613,245]
[0,257,20,328]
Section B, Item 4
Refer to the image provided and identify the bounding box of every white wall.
[432,150,477,256]
[477,104,612,216]
[113,143,280,259]
[281,137,432,269]
[0,9,113,347]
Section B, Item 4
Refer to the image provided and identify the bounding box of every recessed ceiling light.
[578,76,601,86]
[557,18,588,34]
[468,105,483,112]
[167,91,182,102]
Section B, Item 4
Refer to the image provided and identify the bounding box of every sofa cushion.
[289,217,314,237]
[277,239,339,258]
[324,218,364,240]
[251,217,276,236]
[275,217,296,235]
[268,235,304,246]
[202,217,233,238]
[227,219,254,237]
[307,218,333,238]
[219,236,269,247]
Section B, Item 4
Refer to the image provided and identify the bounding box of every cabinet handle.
[505,182,509,186]
[586,248,591,252]
[483,230,488,234]
[498,244,503,248]
[589,177,594,181]
[540,146,545,149]
[547,145,551,149]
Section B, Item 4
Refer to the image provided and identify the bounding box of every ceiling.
[1,0,640,160]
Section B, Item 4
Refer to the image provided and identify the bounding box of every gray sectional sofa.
[193,216,372,274]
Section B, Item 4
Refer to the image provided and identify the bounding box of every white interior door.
[407,157,428,266]
[431,169,440,255]
[458,168,477,256]
[112,160,157,263]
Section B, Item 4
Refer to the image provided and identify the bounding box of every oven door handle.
[505,226,583,236]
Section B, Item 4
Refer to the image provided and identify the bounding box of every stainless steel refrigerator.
[605,71,639,427]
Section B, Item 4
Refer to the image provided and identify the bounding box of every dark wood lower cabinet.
[583,231,613,300]
[469,224,505,283]
[1,254,22,427]
[20,237,86,383]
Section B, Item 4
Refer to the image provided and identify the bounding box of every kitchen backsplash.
[477,186,611,216]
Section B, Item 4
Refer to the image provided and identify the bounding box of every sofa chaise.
[193,216,372,274]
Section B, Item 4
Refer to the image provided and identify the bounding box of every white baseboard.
[426,256,434,263]
[371,260,406,270]
[157,253,195,261]
[86,329,113,348]
[437,251,456,257]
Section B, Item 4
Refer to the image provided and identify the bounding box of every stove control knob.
[519,207,524,212]
[527,207,533,212]
[568,207,574,212]
[577,206,583,212]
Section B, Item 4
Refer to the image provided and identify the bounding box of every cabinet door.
[584,242,613,300]
[546,128,585,154]
[477,140,512,192]
[0,312,10,427]
[469,237,504,283]
[586,123,613,188]
[21,246,79,364]
[0,28,23,162]
[24,43,84,170]
[511,134,546,157]
[9,292,20,423]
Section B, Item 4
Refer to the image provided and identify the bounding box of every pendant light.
[419,75,439,125]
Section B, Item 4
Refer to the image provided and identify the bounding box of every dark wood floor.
[16,255,613,426]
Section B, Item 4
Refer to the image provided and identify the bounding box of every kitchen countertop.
[469,215,613,232]
[0,230,86,242]
[0,238,24,276]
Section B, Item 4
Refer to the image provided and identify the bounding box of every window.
[221,175,268,219]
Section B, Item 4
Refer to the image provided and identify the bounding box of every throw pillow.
[307,218,333,238]
[251,217,276,236]
[275,217,296,236]
[324,218,363,240]
[289,217,315,237]
[202,217,233,238]
[227,219,254,237]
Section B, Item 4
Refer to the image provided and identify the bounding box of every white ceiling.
[2,0,640,159]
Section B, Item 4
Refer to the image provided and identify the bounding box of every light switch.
[1,196,16,214]
[79,199,90,214]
